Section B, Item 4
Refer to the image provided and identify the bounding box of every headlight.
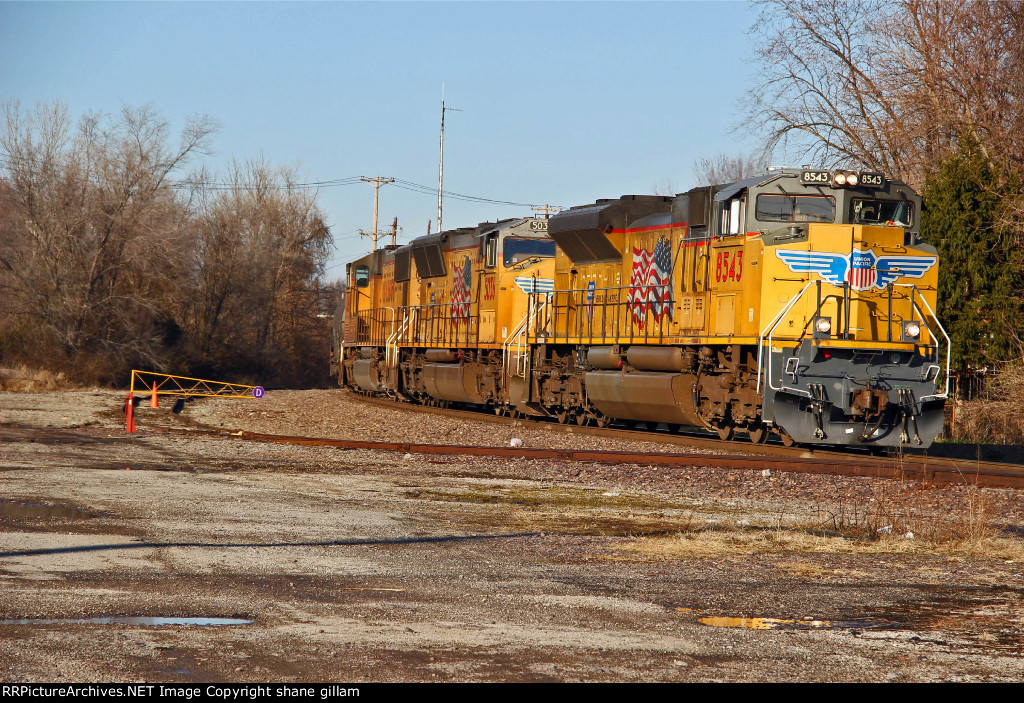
[846,173,859,186]
[834,172,847,186]
[905,322,921,338]
[814,317,832,334]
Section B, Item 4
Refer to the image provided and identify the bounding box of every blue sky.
[1,1,763,277]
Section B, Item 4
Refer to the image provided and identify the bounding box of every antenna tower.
[437,85,461,234]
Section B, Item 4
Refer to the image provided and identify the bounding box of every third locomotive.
[333,168,948,448]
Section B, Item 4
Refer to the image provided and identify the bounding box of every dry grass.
[0,365,72,392]
[614,459,1023,562]
[808,456,1022,558]
[615,521,1024,562]
[810,473,994,547]
[951,363,1024,444]
[405,485,700,537]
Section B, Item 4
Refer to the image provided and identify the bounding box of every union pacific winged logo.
[776,247,936,292]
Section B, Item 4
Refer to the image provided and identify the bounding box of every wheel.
[716,425,735,441]
[510,409,522,419]
[574,409,589,426]
[494,405,507,417]
[779,429,796,447]
[748,424,769,444]
[594,413,610,428]
[555,409,570,424]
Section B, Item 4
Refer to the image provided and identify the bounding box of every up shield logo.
[776,247,937,292]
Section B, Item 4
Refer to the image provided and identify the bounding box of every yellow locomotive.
[335,168,948,447]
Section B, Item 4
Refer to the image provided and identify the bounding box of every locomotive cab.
[715,169,945,446]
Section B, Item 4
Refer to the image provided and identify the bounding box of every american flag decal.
[628,235,673,329]
[450,255,472,322]
[848,250,877,290]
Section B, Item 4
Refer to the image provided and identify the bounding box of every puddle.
[0,617,253,626]
[698,616,892,631]
[0,499,101,520]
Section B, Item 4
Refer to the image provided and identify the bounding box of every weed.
[805,450,1007,554]
[950,362,1024,444]
[0,365,71,392]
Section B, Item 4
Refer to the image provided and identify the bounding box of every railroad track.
[137,395,1024,489]
[344,394,1024,486]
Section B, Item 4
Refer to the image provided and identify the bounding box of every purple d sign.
[252,386,265,399]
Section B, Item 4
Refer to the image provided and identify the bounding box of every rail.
[140,420,1024,490]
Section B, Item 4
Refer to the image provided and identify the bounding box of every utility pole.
[359,176,394,251]
[531,204,562,219]
[437,85,461,234]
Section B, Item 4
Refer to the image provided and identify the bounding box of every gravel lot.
[1,388,1023,682]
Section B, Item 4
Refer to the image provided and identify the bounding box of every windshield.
[503,237,555,266]
[755,194,835,223]
[850,199,914,227]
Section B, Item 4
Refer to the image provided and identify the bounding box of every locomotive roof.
[710,168,916,202]
[712,174,772,202]
[405,217,533,248]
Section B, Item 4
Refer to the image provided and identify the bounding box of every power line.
[0,156,561,208]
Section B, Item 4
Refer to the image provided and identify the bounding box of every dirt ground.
[1,388,1023,683]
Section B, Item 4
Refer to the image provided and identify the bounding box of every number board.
[528,219,548,231]
[800,170,831,185]
[859,172,885,188]
[715,249,744,284]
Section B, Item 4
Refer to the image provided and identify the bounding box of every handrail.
[386,307,415,370]
[353,306,396,346]
[756,281,816,395]
[756,281,949,404]
[541,282,674,344]
[502,292,548,379]
[502,311,530,380]
[902,284,951,401]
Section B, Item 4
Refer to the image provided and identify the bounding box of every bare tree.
[180,159,332,385]
[692,152,772,186]
[0,101,214,378]
[651,178,679,196]
[745,0,1024,189]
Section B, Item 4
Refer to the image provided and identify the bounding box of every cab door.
[478,232,499,343]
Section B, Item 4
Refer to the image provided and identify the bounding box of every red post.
[150,382,159,408]
[125,393,136,433]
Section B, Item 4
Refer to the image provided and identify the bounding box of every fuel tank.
[584,371,701,425]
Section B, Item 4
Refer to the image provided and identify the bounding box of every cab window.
[850,199,914,227]
[503,237,555,266]
[354,265,370,288]
[484,233,498,268]
[718,198,745,236]
[755,194,835,223]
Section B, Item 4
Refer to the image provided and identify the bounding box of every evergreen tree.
[921,138,1023,371]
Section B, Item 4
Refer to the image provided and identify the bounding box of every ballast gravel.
[0,388,1022,683]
